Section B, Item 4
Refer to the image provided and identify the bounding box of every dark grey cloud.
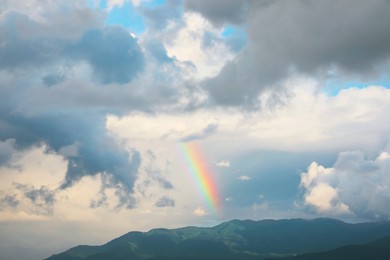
[0,1,103,40]
[0,111,141,195]
[0,194,19,210]
[42,73,65,87]
[193,0,390,106]
[14,183,56,215]
[24,187,55,207]
[141,0,183,30]
[0,5,103,71]
[0,12,63,70]
[90,173,138,209]
[155,196,175,208]
[0,2,162,207]
[184,0,253,27]
[180,123,218,142]
[0,12,144,85]
[69,26,145,84]
[0,139,16,165]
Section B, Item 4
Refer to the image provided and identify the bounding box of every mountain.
[45,218,390,260]
[270,235,390,260]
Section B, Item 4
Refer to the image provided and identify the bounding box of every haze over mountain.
[46,218,390,260]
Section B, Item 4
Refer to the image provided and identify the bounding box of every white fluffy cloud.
[300,148,390,220]
[107,82,390,154]
[162,12,234,80]
[215,160,230,167]
[193,206,207,216]
[106,82,390,223]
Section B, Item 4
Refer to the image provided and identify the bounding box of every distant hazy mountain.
[46,218,390,260]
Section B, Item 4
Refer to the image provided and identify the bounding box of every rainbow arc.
[179,142,220,216]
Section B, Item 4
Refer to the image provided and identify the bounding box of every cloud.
[14,183,56,215]
[0,5,103,70]
[0,0,178,208]
[69,26,145,84]
[0,145,139,218]
[215,160,230,167]
[107,84,390,153]
[0,139,16,165]
[180,123,218,142]
[184,0,252,27]
[0,194,19,210]
[195,0,390,106]
[135,150,173,199]
[155,196,175,208]
[106,0,126,11]
[193,206,207,216]
[161,12,235,80]
[238,175,251,181]
[140,0,183,30]
[0,111,142,201]
[300,147,390,220]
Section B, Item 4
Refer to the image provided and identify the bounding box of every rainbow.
[178,142,220,216]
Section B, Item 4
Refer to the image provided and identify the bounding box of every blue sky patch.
[141,0,166,8]
[324,76,390,96]
[221,25,247,52]
[105,2,145,35]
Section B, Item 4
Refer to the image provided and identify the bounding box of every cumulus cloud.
[0,0,188,209]
[192,0,390,106]
[215,160,230,168]
[161,12,235,80]
[193,206,207,216]
[300,148,390,220]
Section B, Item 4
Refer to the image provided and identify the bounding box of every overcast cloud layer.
[1,1,390,259]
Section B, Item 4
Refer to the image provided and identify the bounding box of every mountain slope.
[46,218,390,260]
[270,235,390,260]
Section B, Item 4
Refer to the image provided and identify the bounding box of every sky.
[1,0,390,259]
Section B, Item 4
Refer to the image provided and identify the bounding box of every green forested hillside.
[46,218,390,260]
[270,236,390,260]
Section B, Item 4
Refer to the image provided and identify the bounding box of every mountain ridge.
[46,218,390,260]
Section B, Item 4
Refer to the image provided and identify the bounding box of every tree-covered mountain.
[271,235,390,260]
[45,218,390,260]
